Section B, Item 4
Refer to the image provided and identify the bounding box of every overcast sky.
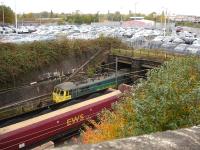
[2,0,200,16]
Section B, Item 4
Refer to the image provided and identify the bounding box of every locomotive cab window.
[66,91,69,96]
[69,90,72,95]
[53,88,57,93]
[60,91,64,96]
[57,89,60,94]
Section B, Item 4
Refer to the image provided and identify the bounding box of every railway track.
[0,90,109,128]
[0,94,52,121]
[0,89,123,150]
[0,68,147,123]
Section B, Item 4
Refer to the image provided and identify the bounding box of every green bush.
[0,38,127,88]
[176,22,200,28]
[87,67,96,78]
[134,57,200,135]
[82,57,200,143]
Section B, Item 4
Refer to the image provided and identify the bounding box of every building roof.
[129,16,145,20]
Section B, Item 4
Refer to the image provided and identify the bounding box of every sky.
[2,0,200,16]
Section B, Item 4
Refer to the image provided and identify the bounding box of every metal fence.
[111,48,199,62]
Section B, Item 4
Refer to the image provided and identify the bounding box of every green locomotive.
[52,73,129,103]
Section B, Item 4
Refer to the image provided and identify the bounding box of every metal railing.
[111,49,199,61]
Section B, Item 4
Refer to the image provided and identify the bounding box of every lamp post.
[120,7,123,22]
[164,9,168,36]
[1,2,4,26]
[15,0,17,28]
[164,10,167,34]
[96,11,100,22]
[22,12,24,26]
[134,2,138,20]
[161,7,167,37]
[153,13,157,29]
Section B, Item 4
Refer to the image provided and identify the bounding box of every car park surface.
[0,24,200,55]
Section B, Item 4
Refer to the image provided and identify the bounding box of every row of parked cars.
[0,25,37,34]
[0,24,200,55]
[123,30,200,55]
[156,33,200,54]
[0,24,165,43]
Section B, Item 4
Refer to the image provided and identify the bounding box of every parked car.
[176,26,183,32]
[174,44,188,53]
[186,44,200,54]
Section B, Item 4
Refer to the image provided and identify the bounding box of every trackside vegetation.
[0,37,127,89]
[82,57,200,143]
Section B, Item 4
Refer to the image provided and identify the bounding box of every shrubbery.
[176,21,200,28]
[82,57,200,143]
[0,37,127,88]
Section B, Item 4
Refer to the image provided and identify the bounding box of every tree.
[145,12,156,21]
[25,13,34,19]
[113,11,122,21]
[40,11,49,18]
[50,10,53,18]
[0,5,15,24]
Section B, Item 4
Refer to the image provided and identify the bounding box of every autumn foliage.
[82,95,135,144]
[82,57,200,144]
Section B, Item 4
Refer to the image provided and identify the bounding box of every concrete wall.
[0,51,94,107]
[56,125,200,150]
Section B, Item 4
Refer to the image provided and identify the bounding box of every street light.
[96,11,100,22]
[161,7,167,37]
[1,2,4,26]
[164,9,168,37]
[134,2,138,20]
[119,6,124,22]
[15,0,17,28]
[153,12,157,29]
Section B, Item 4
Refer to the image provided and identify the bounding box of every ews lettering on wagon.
[66,114,85,126]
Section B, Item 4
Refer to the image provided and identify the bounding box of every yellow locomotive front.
[52,88,72,103]
[52,82,75,103]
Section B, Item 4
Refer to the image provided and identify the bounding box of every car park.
[161,42,178,51]
[173,37,185,44]
[176,26,183,32]
[0,27,3,34]
[174,44,189,53]
[185,44,200,54]
[0,24,199,56]
[196,50,200,55]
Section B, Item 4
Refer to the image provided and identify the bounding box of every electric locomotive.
[52,72,129,103]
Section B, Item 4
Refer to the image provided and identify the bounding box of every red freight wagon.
[0,90,121,150]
